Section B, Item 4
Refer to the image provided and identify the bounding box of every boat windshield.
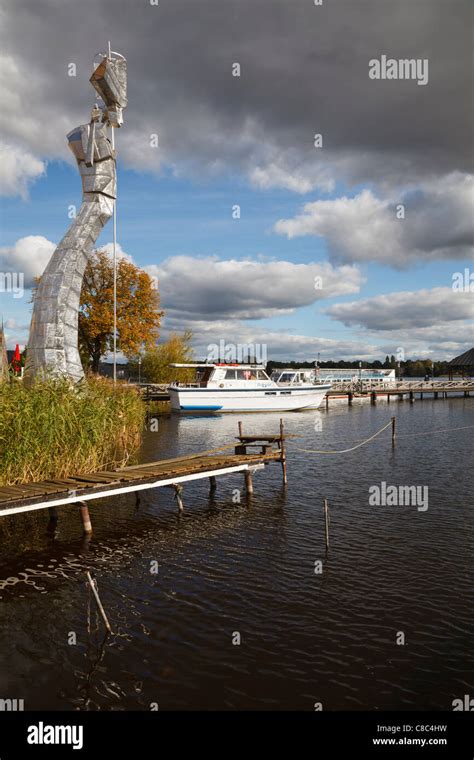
[273,372,297,384]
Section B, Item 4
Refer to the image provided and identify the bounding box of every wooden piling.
[209,476,217,494]
[371,391,377,404]
[323,498,330,551]
[244,470,254,494]
[326,395,329,410]
[46,507,58,533]
[348,391,353,406]
[86,571,112,634]
[173,484,184,512]
[391,416,396,445]
[409,390,415,403]
[279,418,288,485]
[79,501,92,534]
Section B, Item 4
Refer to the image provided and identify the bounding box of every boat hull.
[169,385,331,413]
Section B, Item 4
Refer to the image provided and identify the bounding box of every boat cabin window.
[224,368,269,381]
[237,369,255,380]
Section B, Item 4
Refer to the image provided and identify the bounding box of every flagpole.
[112,126,117,384]
[108,41,117,385]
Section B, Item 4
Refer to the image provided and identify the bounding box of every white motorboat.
[169,363,331,413]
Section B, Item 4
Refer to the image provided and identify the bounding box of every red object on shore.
[11,344,21,374]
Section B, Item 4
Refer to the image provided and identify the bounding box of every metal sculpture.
[25,48,127,384]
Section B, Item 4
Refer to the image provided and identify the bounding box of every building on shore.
[447,348,474,379]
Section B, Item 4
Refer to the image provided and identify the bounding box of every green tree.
[139,332,194,384]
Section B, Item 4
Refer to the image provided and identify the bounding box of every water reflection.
[0,400,472,710]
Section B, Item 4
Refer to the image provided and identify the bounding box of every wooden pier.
[0,424,288,533]
[325,379,474,408]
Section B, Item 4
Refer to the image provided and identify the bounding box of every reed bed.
[0,376,146,487]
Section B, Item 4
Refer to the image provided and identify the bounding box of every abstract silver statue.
[25,49,127,384]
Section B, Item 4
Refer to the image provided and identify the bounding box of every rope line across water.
[396,424,474,438]
[287,420,393,455]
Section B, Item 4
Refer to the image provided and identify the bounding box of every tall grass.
[0,376,146,487]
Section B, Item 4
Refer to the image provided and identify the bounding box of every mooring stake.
[209,476,217,495]
[280,418,288,485]
[173,484,184,512]
[79,500,92,534]
[86,571,112,634]
[47,506,58,533]
[324,498,330,552]
[391,416,396,446]
[244,470,254,494]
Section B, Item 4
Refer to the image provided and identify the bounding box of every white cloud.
[0,235,56,287]
[145,255,364,320]
[249,156,335,195]
[275,173,474,267]
[159,313,381,362]
[326,287,473,330]
[0,141,45,199]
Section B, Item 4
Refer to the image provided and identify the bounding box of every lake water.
[0,397,472,710]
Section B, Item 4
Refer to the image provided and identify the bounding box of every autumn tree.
[79,249,163,372]
[138,332,195,384]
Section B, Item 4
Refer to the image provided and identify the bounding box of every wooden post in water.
[409,390,415,403]
[280,418,288,485]
[209,476,217,495]
[86,571,112,634]
[47,506,58,532]
[173,484,184,512]
[238,420,252,494]
[371,391,377,404]
[323,498,330,551]
[391,416,396,446]
[348,391,353,406]
[244,470,254,494]
[326,394,329,410]
[79,501,92,534]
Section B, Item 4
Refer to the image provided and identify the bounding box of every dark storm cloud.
[1,0,472,190]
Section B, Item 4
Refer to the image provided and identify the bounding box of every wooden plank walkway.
[0,425,288,529]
